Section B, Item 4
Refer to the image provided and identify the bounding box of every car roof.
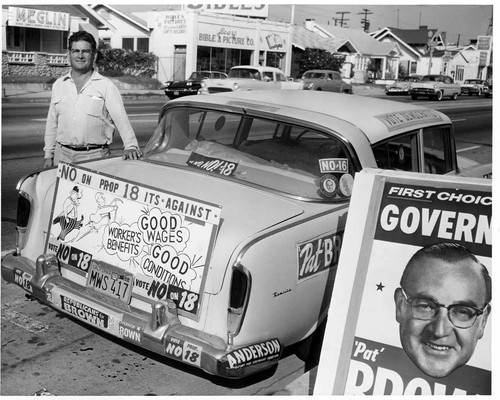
[230,65,283,73]
[168,91,451,144]
[304,70,337,73]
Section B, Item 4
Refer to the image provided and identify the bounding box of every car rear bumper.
[164,88,199,98]
[386,87,408,94]
[461,88,480,94]
[1,251,282,378]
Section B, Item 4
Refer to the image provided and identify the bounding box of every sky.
[266,4,493,45]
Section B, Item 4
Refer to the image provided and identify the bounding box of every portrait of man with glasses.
[394,242,491,379]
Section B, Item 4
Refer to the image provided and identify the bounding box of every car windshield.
[189,72,212,80]
[228,68,261,79]
[143,106,357,201]
[422,76,443,82]
[398,76,421,82]
[303,72,327,79]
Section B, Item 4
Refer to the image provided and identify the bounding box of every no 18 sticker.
[165,336,202,367]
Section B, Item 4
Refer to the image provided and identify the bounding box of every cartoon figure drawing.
[52,186,84,241]
[76,192,122,241]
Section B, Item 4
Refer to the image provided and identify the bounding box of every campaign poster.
[45,162,222,319]
[314,169,492,395]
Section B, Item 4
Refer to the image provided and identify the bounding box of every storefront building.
[2,5,108,77]
[94,5,293,83]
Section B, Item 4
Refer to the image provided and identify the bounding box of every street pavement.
[1,83,386,103]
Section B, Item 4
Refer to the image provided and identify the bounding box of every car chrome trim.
[1,252,281,378]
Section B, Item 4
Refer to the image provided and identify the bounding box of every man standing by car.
[43,31,141,168]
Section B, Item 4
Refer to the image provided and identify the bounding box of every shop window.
[122,38,134,51]
[137,38,149,53]
[196,46,251,74]
[6,26,23,50]
[266,52,283,69]
[25,28,40,52]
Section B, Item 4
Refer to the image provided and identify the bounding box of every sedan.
[385,75,422,95]
[162,71,227,99]
[461,79,489,96]
[1,91,486,380]
[299,69,353,93]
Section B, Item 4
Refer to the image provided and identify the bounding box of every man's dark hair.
[68,31,97,51]
[400,242,491,305]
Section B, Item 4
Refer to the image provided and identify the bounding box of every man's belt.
[58,143,109,152]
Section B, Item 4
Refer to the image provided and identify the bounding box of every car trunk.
[49,158,305,299]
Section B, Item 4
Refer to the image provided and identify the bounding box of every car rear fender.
[15,168,59,260]
[225,204,348,347]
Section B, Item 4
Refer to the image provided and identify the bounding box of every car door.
[328,72,342,93]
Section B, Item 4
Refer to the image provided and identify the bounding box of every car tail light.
[227,265,251,344]
[16,193,31,227]
[16,192,31,251]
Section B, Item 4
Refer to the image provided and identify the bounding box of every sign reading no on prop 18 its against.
[45,162,222,318]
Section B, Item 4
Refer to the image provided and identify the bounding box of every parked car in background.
[409,74,461,101]
[1,91,488,380]
[162,71,227,99]
[485,80,492,98]
[199,65,303,94]
[298,69,352,93]
[385,75,422,95]
[460,79,489,96]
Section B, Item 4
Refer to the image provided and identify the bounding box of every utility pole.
[486,13,493,36]
[358,8,373,32]
[427,30,439,75]
[335,11,350,28]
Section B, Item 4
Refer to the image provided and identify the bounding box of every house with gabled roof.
[93,4,152,52]
[290,24,358,78]
[302,19,403,83]
[369,26,436,76]
[371,26,492,82]
[446,41,492,82]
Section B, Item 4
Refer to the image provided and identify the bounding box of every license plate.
[86,261,133,303]
[174,91,179,95]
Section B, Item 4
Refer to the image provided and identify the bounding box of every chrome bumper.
[1,252,282,378]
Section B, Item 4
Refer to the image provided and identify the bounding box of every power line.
[358,8,373,32]
[335,11,350,27]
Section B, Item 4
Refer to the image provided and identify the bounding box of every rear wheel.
[295,318,327,369]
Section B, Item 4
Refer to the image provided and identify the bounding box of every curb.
[2,93,166,104]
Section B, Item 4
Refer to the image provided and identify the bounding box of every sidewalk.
[2,83,385,104]
[1,83,165,103]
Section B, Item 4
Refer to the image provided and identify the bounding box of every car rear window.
[144,107,357,201]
